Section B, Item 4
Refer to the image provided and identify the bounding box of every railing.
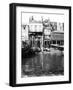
[50,44,64,50]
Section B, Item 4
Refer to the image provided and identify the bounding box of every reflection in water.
[22,50,64,77]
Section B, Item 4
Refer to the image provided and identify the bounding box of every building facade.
[21,16,64,51]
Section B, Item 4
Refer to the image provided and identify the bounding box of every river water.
[22,49,64,77]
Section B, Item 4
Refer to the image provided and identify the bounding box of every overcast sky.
[22,12,64,25]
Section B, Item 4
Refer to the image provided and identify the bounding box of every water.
[22,49,64,77]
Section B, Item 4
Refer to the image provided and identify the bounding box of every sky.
[22,12,64,25]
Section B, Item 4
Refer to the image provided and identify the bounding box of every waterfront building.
[51,30,64,50]
[28,16,43,51]
[21,16,64,51]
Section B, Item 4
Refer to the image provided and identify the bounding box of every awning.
[51,31,64,40]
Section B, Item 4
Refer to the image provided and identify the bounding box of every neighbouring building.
[51,30,64,50]
[51,22,64,46]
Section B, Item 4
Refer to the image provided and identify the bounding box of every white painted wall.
[29,23,43,32]
[0,0,72,90]
[22,25,29,41]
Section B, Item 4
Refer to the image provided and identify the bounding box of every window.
[53,40,56,44]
